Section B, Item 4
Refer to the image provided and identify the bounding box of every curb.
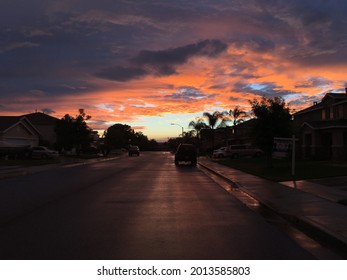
[61,155,121,168]
[198,162,243,189]
[0,155,121,180]
[198,161,347,255]
[293,216,347,256]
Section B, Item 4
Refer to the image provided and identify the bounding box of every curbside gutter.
[198,161,347,255]
[0,155,121,180]
[290,216,347,255]
[198,162,243,189]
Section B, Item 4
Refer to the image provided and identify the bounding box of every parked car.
[128,145,140,156]
[212,147,229,158]
[30,146,59,159]
[174,144,197,166]
[228,145,263,158]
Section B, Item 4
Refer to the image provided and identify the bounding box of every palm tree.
[181,130,196,143]
[225,106,248,127]
[201,111,224,154]
[203,111,223,129]
[188,119,209,139]
[188,119,208,153]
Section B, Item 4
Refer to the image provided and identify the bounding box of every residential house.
[22,112,59,148]
[199,120,255,154]
[199,127,233,154]
[226,119,257,146]
[294,90,347,161]
[0,116,40,147]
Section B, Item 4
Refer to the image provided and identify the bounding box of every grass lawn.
[215,156,347,182]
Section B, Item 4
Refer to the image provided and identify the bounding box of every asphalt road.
[0,152,314,259]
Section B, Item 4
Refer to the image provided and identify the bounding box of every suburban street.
[0,152,316,259]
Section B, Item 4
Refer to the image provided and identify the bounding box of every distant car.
[128,145,140,156]
[174,144,197,166]
[228,145,263,158]
[30,146,59,159]
[212,147,229,158]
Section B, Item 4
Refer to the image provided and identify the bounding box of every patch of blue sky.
[249,83,268,90]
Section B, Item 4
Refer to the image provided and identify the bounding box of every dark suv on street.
[128,145,140,156]
[174,144,197,166]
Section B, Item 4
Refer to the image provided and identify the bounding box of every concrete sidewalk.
[198,158,347,254]
[280,179,347,203]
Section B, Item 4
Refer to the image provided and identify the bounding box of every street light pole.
[170,123,184,136]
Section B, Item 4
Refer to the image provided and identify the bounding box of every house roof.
[295,102,323,115]
[322,92,347,101]
[21,112,59,125]
[0,116,40,136]
[301,119,347,130]
[295,92,347,116]
[0,116,22,132]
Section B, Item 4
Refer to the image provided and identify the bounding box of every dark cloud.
[41,108,56,115]
[209,0,347,67]
[231,35,276,53]
[229,63,259,80]
[233,82,297,98]
[147,86,219,102]
[295,77,331,89]
[229,95,243,102]
[96,66,148,82]
[1,0,347,107]
[288,93,325,108]
[0,75,100,98]
[209,84,228,90]
[88,119,109,127]
[0,4,149,96]
[135,39,228,64]
[95,39,228,81]
[262,0,347,64]
[165,86,219,101]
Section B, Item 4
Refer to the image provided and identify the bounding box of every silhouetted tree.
[104,123,134,149]
[202,111,224,153]
[103,123,158,153]
[249,96,292,167]
[223,106,248,127]
[132,131,158,150]
[55,109,92,154]
[203,111,223,129]
[181,130,197,144]
[188,119,209,139]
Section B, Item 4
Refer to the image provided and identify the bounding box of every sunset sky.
[1,0,347,141]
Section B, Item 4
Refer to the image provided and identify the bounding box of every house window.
[304,133,312,158]
[304,133,312,146]
[322,107,331,120]
[339,105,343,119]
[333,105,343,119]
[322,110,326,120]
